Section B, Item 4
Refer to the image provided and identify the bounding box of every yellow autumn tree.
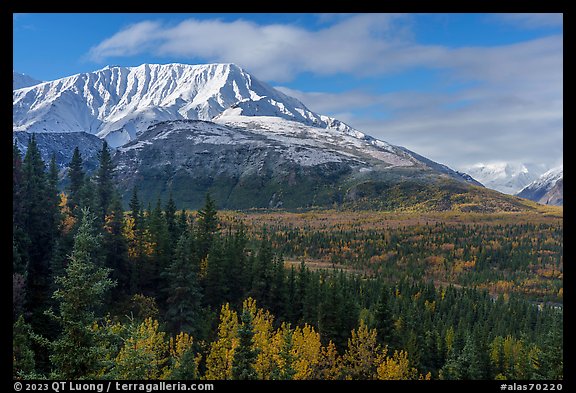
[291,324,322,379]
[123,215,138,258]
[123,215,154,259]
[162,332,197,379]
[317,340,342,380]
[341,320,385,380]
[246,298,277,380]
[376,350,419,380]
[270,323,296,380]
[58,192,76,235]
[204,303,239,380]
[113,318,168,380]
[490,335,539,380]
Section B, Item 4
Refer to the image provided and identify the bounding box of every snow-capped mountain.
[516,166,563,206]
[465,162,542,195]
[13,63,359,147]
[14,62,497,210]
[13,71,41,90]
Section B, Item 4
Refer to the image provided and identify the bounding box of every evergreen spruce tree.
[13,245,27,320]
[129,186,141,227]
[537,313,563,379]
[148,198,170,298]
[224,224,248,304]
[46,154,62,249]
[13,315,36,378]
[22,134,55,342]
[232,310,259,380]
[13,143,25,229]
[177,208,189,238]
[302,270,320,326]
[270,254,287,319]
[196,193,219,261]
[374,287,394,347]
[45,155,64,311]
[294,260,308,324]
[67,147,84,212]
[163,232,203,336]
[77,178,98,217]
[13,144,29,315]
[318,279,342,348]
[102,194,130,299]
[460,334,486,380]
[165,193,178,242]
[285,267,298,323]
[47,208,115,379]
[271,326,296,380]
[204,236,227,307]
[95,141,114,221]
[250,233,274,307]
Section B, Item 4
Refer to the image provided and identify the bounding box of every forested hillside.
[13,136,563,380]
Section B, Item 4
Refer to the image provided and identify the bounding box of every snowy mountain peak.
[13,62,361,147]
[516,165,562,206]
[522,165,563,191]
[465,162,542,195]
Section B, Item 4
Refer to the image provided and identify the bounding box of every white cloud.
[88,14,419,81]
[88,21,163,62]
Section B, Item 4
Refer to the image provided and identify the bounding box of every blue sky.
[13,13,563,172]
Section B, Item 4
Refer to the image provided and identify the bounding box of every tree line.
[12,136,562,380]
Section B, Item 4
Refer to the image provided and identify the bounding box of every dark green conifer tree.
[13,143,25,229]
[46,154,62,248]
[163,232,203,336]
[164,193,178,243]
[374,287,394,347]
[13,315,36,378]
[67,147,84,212]
[94,141,114,221]
[269,254,287,319]
[22,135,55,342]
[285,267,298,323]
[129,186,141,227]
[204,236,227,307]
[47,208,115,379]
[177,208,189,239]
[196,193,218,261]
[537,313,563,379]
[232,310,259,380]
[224,224,248,305]
[13,144,29,318]
[250,233,274,307]
[102,194,130,299]
[146,198,170,299]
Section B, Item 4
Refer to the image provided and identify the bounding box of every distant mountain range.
[13,131,104,171]
[464,162,545,195]
[12,63,553,211]
[516,166,563,206]
[13,71,41,90]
